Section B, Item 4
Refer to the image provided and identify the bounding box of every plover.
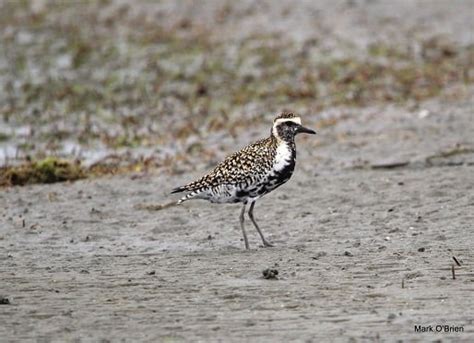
[172,111,316,249]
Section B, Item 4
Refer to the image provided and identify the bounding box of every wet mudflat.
[1,93,473,341]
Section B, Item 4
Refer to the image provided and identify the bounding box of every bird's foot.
[261,240,274,248]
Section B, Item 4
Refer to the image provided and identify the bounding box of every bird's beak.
[296,124,316,135]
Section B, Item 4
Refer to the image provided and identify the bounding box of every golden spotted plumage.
[174,137,278,194]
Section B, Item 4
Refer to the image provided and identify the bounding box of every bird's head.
[271,111,316,142]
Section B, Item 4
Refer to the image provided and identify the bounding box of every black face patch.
[276,121,298,142]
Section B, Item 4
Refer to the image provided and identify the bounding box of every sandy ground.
[1,0,474,342]
[1,89,473,341]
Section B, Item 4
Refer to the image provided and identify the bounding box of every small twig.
[451,264,456,280]
[134,201,179,211]
[452,256,461,267]
[371,161,409,170]
[427,145,474,161]
[22,219,25,228]
[401,278,405,289]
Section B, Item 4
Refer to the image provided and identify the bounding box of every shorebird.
[172,111,316,249]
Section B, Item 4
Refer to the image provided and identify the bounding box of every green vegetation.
[0,158,85,186]
[0,1,472,186]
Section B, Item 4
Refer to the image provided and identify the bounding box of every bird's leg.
[248,202,274,247]
[240,203,249,249]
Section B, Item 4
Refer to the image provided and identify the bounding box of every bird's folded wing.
[178,138,275,193]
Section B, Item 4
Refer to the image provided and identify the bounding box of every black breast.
[261,146,296,194]
[272,158,295,186]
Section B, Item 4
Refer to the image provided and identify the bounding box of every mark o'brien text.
[415,325,464,333]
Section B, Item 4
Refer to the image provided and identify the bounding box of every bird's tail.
[171,185,200,204]
[176,191,201,204]
[171,186,187,194]
[135,185,200,211]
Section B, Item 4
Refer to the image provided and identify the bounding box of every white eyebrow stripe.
[274,117,302,126]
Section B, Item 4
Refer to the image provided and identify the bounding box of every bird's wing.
[172,138,274,194]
